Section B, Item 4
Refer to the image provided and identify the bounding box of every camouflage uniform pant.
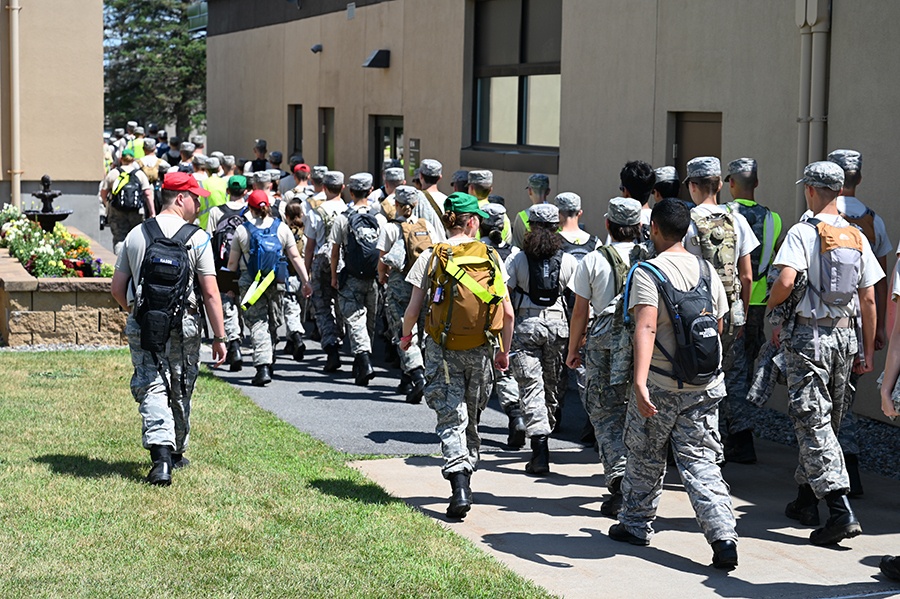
[582,332,630,490]
[493,366,521,413]
[783,324,854,497]
[423,338,493,478]
[221,291,242,342]
[337,275,377,355]
[310,254,341,348]
[239,281,283,366]
[282,275,305,338]
[618,379,736,544]
[743,305,767,386]
[384,270,424,372]
[126,312,201,453]
[510,315,568,437]
[107,205,144,255]
[719,327,754,435]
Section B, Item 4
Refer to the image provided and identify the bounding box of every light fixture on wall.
[362,49,390,69]
[311,44,323,54]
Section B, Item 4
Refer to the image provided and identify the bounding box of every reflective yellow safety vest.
[731,199,782,306]
[125,137,145,160]
[198,176,228,230]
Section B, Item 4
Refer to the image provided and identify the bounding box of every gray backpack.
[803,218,863,308]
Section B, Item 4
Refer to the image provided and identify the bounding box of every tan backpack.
[399,220,434,275]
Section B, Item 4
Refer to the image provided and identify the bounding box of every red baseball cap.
[248,190,270,209]
[293,163,311,174]
[162,171,210,197]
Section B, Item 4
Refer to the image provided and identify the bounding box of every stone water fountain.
[25,174,72,233]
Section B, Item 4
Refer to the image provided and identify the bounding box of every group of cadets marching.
[103,126,900,576]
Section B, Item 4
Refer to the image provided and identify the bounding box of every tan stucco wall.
[0,0,104,184]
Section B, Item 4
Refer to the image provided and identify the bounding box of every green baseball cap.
[444,192,489,219]
[227,175,247,191]
[121,148,135,158]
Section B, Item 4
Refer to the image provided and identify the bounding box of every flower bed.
[0,205,114,278]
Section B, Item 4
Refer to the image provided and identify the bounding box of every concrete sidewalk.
[206,343,900,599]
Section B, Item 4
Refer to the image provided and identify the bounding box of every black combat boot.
[406,367,426,404]
[290,331,306,362]
[810,491,861,545]
[171,453,191,470]
[446,471,473,519]
[384,342,401,369]
[323,344,341,372]
[147,445,173,486]
[354,352,375,386]
[711,539,739,570]
[724,429,757,464]
[880,555,900,581]
[844,453,863,497]
[600,476,624,518]
[396,371,412,395]
[252,364,273,387]
[227,339,243,372]
[525,435,550,475]
[504,405,526,449]
[785,483,820,526]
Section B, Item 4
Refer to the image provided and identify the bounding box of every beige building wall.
[0,0,104,184]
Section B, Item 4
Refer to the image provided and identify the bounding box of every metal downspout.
[7,0,22,209]
[796,21,812,218]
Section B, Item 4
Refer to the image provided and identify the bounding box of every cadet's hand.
[882,390,899,418]
[399,334,413,352]
[211,340,226,367]
[301,281,313,299]
[330,276,339,290]
[378,273,388,286]
[494,351,509,371]
[876,326,887,351]
[771,325,782,349]
[635,383,657,418]
[225,290,235,299]
[735,325,745,339]
[566,351,582,370]
[853,353,874,375]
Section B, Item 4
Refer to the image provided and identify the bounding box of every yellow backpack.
[424,241,506,351]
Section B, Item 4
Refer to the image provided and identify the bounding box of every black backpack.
[626,257,722,388]
[521,250,562,307]
[212,205,246,270]
[134,219,200,353]
[341,208,380,281]
[110,167,144,211]
[558,234,597,262]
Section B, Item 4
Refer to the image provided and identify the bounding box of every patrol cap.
[653,166,679,183]
[468,170,493,186]
[268,151,283,164]
[605,196,642,226]
[394,185,419,205]
[247,189,269,210]
[206,157,221,171]
[311,166,328,181]
[210,151,225,162]
[254,138,267,150]
[724,158,758,182]
[134,126,145,136]
[348,172,374,191]
[162,171,210,197]
[222,155,236,168]
[180,142,196,154]
[323,171,344,187]
[121,148,135,159]
[127,120,138,129]
[444,192,489,218]
[451,170,470,185]
[266,169,283,181]
[796,161,844,191]
[114,127,125,137]
[554,192,581,212]
[142,138,156,151]
[190,135,204,146]
[527,173,550,190]
[481,202,507,230]
[420,159,442,177]
[191,154,206,167]
[827,149,862,172]
[383,158,402,170]
[227,175,247,191]
[683,156,721,182]
[157,130,168,140]
[487,194,505,206]
[253,170,272,184]
[528,203,559,224]
[384,167,405,183]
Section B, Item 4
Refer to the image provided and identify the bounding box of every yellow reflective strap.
[444,258,502,304]
[240,270,276,309]
[113,171,129,195]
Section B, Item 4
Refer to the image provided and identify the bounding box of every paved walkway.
[206,341,900,599]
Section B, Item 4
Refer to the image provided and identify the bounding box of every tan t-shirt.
[628,251,728,392]
[114,213,215,309]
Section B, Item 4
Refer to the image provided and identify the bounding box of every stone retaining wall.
[0,227,126,346]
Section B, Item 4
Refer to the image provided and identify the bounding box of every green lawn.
[0,350,554,599]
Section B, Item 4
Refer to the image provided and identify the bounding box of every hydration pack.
[110,167,144,211]
[342,208,381,280]
[212,205,246,270]
[521,251,562,307]
[558,234,598,263]
[690,208,739,305]
[803,218,863,308]
[244,219,287,283]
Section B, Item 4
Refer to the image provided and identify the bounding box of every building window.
[473,0,561,149]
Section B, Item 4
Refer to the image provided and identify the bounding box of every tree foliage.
[104,0,206,137]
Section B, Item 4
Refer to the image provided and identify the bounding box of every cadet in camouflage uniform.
[228,190,313,387]
[111,172,227,486]
[400,193,514,519]
[282,196,308,362]
[100,148,156,255]
[330,173,380,386]
[769,161,882,546]
[567,197,645,516]
[611,198,738,570]
[304,171,347,371]
[378,185,441,402]
[507,204,577,475]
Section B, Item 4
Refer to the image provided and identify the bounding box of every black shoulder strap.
[172,223,200,246]
[142,218,164,242]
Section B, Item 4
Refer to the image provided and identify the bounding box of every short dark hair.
[620,161,655,204]
[421,174,440,186]
[729,171,758,189]
[686,176,720,197]
[160,188,179,208]
[653,179,680,199]
[324,183,343,195]
[844,170,862,188]
[608,221,642,243]
[349,188,369,200]
[651,197,691,241]
[469,183,491,199]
